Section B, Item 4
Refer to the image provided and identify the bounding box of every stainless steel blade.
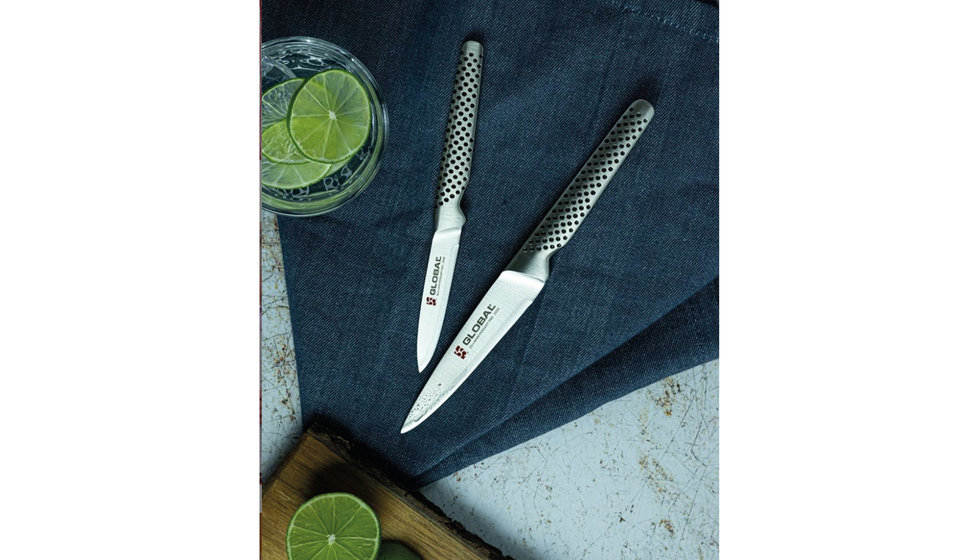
[416,227,462,371]
[402,270,545,433]
[415,40,484,371]
[401,99,654,433]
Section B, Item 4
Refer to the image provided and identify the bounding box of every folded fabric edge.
[412,277,719,487]
[408,276,720,482]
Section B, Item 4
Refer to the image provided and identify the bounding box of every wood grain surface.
[260,425,512,560]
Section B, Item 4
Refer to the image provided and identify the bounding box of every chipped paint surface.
[261,211,302,481]
[261,211,719,557]
[420,361,719,560]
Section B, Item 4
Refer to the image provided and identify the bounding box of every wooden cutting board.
[260,425,512,560]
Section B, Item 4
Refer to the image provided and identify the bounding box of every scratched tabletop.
[262,212,719,559]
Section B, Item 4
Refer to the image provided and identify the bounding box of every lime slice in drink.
[286,493,381,560]
[377,542,421,560]
[261,155,332,190]
[262,78,304,129]
[262,79,308,163]
[288,69,371,163]
[262,121,308,163]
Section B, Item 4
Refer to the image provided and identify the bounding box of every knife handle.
[434,40,484,230]
[507,99,655,281]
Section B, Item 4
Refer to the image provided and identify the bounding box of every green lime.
[262,78,304,129]
[377,542,421,560]
[263,121,309,163]
[262,79,308,163]
[288,69,371,163]
[261,155,332,190]
[286,493,381,560]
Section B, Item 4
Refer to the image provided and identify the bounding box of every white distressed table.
[262,212,718,559]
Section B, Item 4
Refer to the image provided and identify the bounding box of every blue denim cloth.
[265,0,718,486]
[414,277,717,485]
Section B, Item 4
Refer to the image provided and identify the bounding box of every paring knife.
[416,40,485,372]
[402,99,655,433]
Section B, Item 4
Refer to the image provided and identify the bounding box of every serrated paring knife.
[416,40,485,372]
[401,99,655,433]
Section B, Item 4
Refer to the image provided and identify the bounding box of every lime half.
[288,69,371,163]
[261,155,332,190]
[262,79,308,163]
[286,493,381,560]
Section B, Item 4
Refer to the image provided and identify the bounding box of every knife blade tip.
[399,418,419,434]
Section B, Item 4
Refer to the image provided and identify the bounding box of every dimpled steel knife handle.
[434,41,483,230]
[507,99,655,280]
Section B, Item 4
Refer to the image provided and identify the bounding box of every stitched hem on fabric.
[601,0,719,44]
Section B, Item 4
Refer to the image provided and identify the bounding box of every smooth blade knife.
[402,99,655,433]
[416,40,485,372]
